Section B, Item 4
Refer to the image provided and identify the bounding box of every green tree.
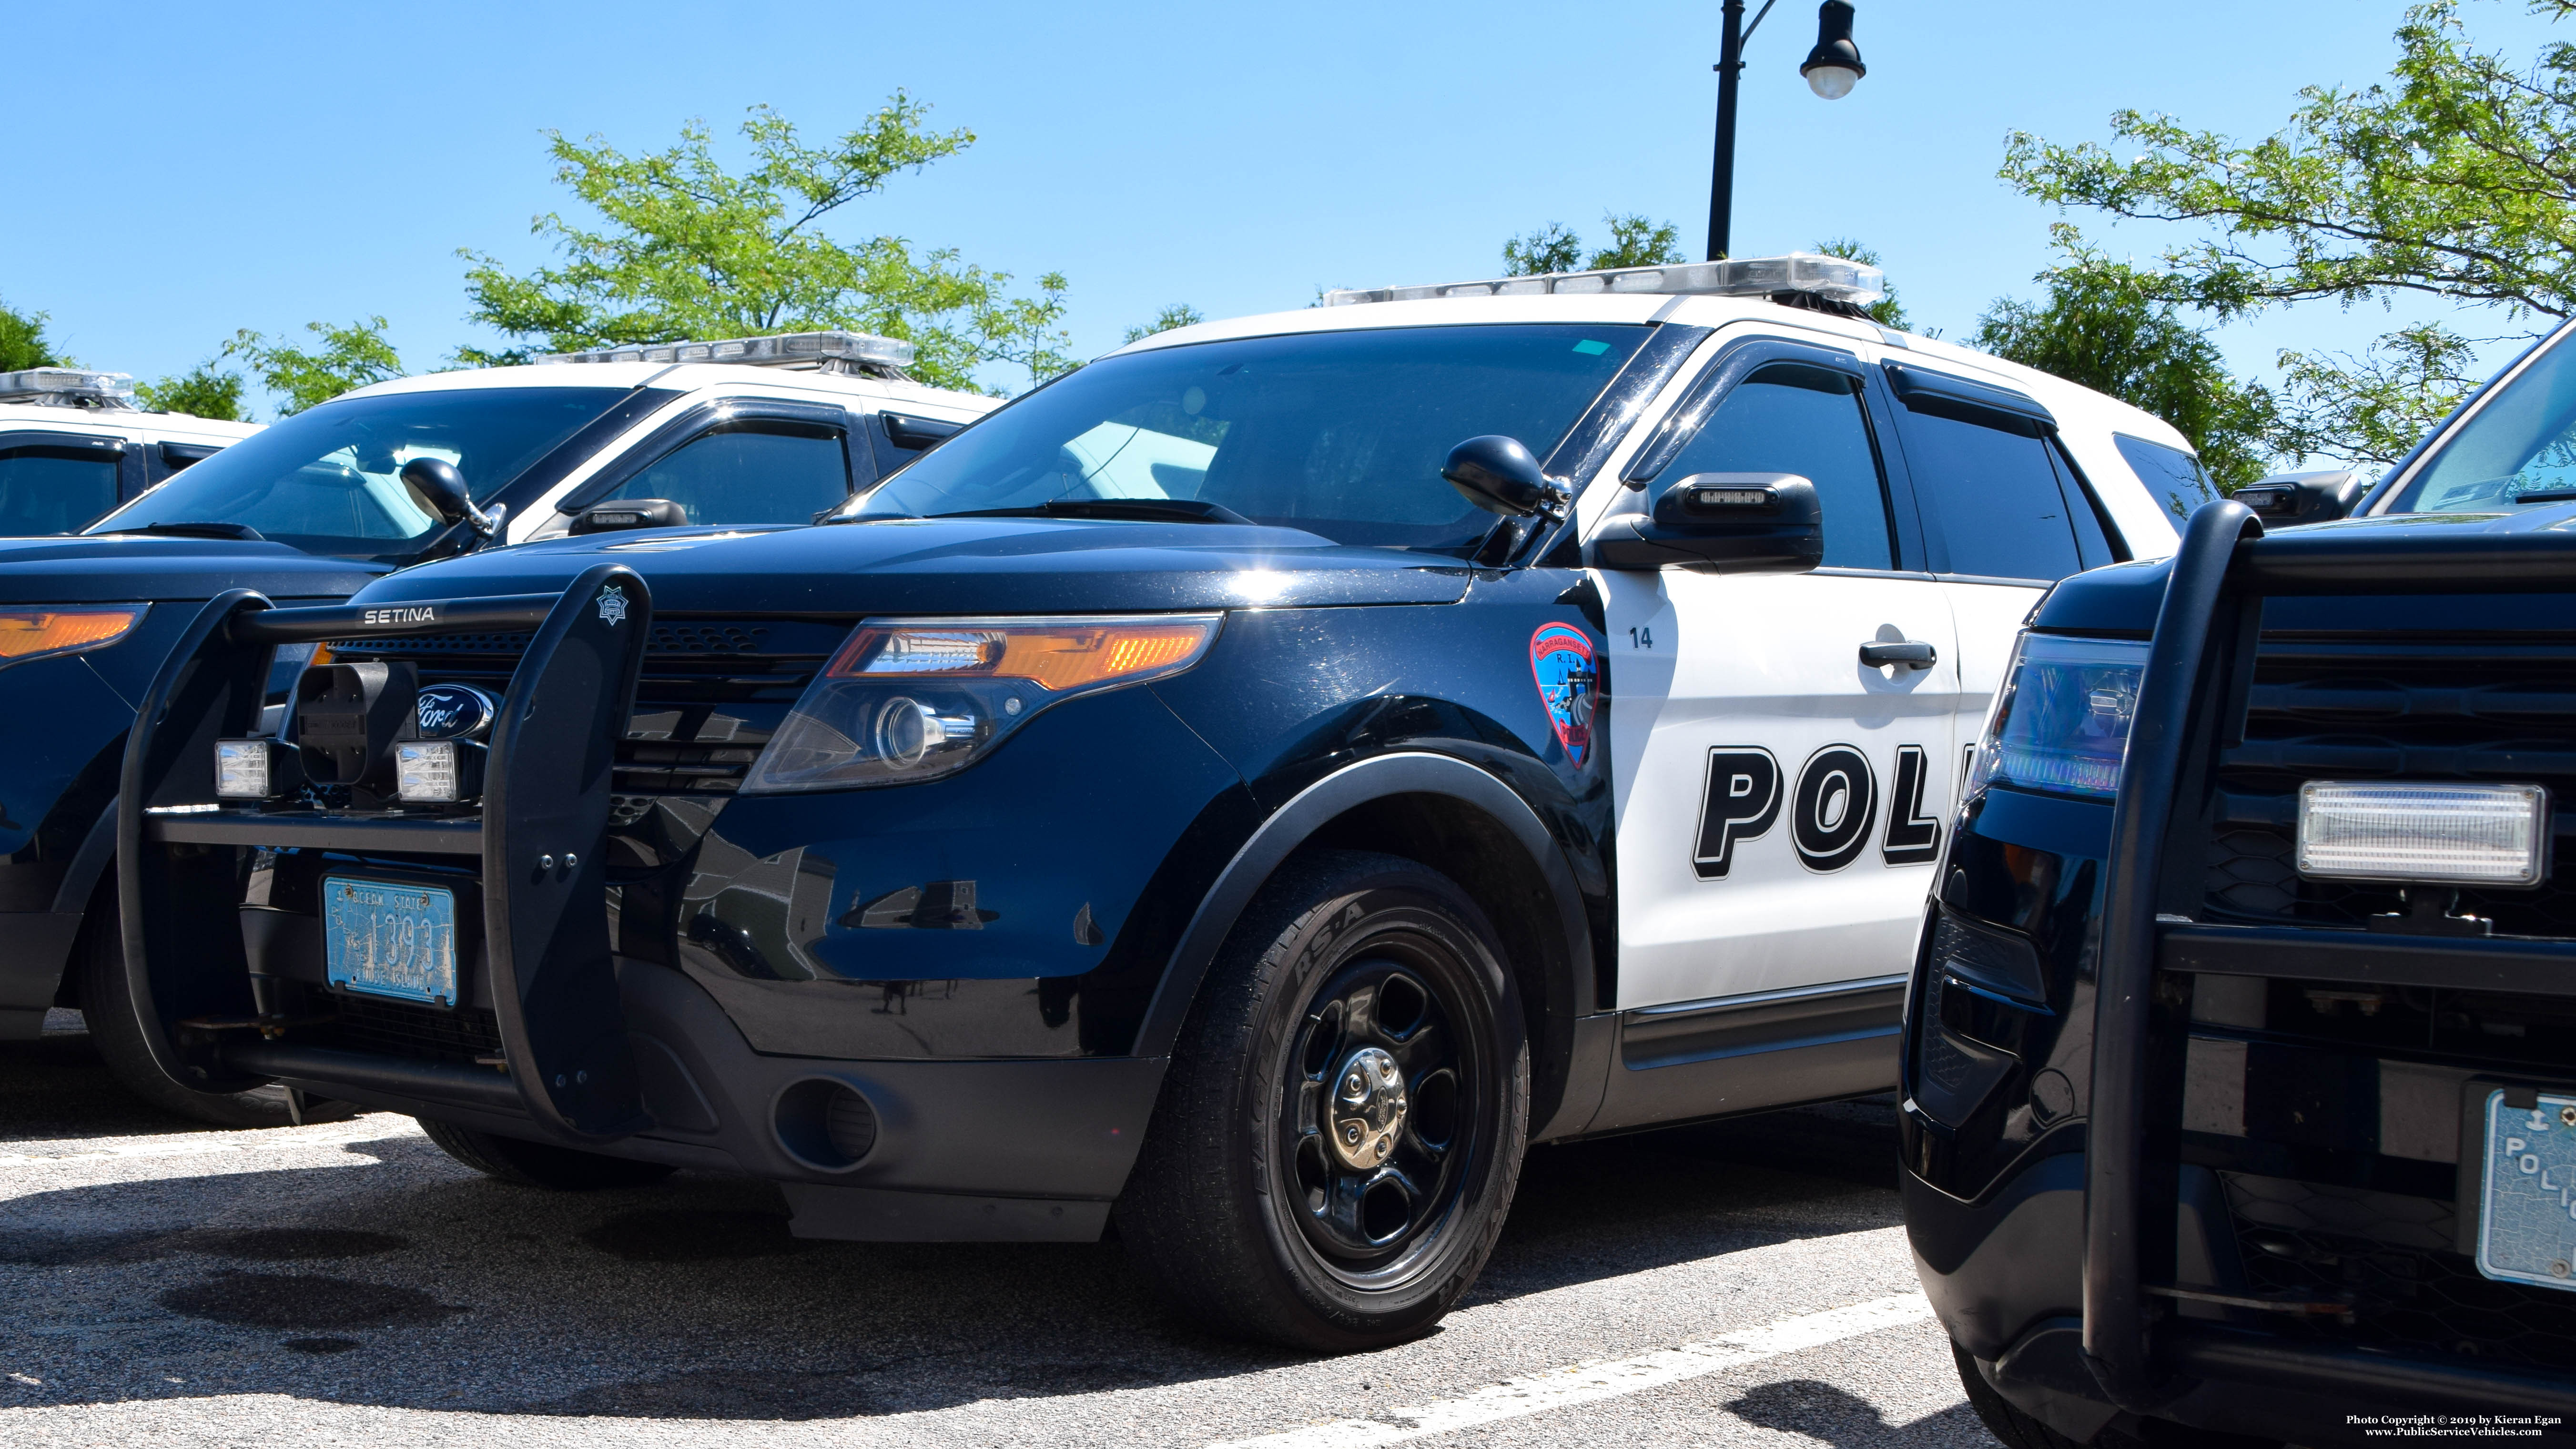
[1502,213,1687,275]
[1998,0,2576,466]
[227,318,404,415]
[1811,237,1910,331]
[0,297,65,372]
[459,99,1071,393]
[1975,244,2280,491]
[1123,304,1205,345]
[135,364,249,420]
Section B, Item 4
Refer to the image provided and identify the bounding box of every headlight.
[0,606,143,668]
[741,614,1223,792]
[1965,632,2150,802]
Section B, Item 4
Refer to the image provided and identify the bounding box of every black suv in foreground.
[1914,321,2576,1445]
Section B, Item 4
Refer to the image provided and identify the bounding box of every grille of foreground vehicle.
[330,617,848,797]
[2221,1171,2576,1371]
[2202,634,2576,938]
[314,993,504,1067]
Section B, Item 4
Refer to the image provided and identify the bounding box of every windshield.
[2385,329,2576,512]
[90,386,627,560]
[847,324,1651,551]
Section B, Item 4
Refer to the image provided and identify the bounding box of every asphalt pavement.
[1,1010,1996,1448]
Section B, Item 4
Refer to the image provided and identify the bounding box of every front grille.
[318,993,503,1066]
[2203,635,2576,938]
[331,616,848,796]
[2223,1171,2576,1370]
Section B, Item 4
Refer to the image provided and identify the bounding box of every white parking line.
[0,1116,422,1169]
[1208,1292,1936,1449]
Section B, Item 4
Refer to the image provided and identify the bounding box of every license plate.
[323,877,459,1008]
[2475,1087,2576,1292]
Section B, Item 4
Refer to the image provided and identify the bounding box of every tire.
[77,900,356,1130]
[418,1116,677,1191]
[1116,850,1531,1351]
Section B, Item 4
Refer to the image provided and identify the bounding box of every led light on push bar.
[2297,781,2550,885]
[214,739,301,800]
[394,740,482,803]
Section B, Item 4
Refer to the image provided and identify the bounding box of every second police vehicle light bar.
[1323,252,1885,307]
[537,329,918,376]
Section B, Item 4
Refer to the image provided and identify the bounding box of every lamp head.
[1799,0,1865,100]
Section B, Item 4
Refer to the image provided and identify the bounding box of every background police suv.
[0,333,992,1126]
[121,255,2209,1347]
[0,366,260,534]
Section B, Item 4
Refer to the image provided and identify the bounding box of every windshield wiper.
[942,497,1256,526]
[2513,489,2576,504]
[92,522,267,542]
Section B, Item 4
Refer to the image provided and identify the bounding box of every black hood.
[2037,505,2576,637]
[345,518,1475,615]
[0,534,383,604]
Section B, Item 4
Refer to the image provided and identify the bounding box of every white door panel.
[1942,578,2048,771]
[1602,567,1959,1011]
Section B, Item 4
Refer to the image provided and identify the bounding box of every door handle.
[1860,639,1938,670]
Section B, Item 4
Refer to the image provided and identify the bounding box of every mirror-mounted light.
[570,498,689,536]
[1800,0,1865,100]
[1441,435,1572,519]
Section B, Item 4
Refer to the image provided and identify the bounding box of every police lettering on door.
[1692,743,1944,879]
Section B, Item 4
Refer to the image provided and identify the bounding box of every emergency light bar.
[536,329,917,375]
[0,368,137,408]
[1324,252,1885,308]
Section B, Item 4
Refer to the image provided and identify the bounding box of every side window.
[1659,363,1895,569]
[0,436,123,536]
[2111,433,2217,524]
[596,421,852,526]
[2050,446,2120,570]
[1902,410,2084,582]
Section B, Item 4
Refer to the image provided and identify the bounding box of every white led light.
[1325,252,1886,308]
[214,740,270,799]
[396,740,461,803]
[2297,782,2550,886]
[0,367,137,408]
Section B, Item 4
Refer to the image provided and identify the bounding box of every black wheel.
[1954,1340,2094,1449]
[418,1116,677,1191]
[77,898,355,1129]
[1116,850,1530,1351]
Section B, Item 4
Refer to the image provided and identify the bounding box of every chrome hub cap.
[1329,1046,1408,1170]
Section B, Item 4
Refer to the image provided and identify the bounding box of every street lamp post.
[1706,0,1866,262]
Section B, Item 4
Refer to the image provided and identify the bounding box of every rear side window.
[598,422,852,526]
[1903,411,2085,582]
[2113,433,2215,523]
[0,438,122,535]
[1659,365,1894,569]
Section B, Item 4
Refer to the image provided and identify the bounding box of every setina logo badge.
[1529,623,1595,768]
[596,584,629,626]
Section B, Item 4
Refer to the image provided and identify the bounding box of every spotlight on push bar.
[2297,781,2550,887]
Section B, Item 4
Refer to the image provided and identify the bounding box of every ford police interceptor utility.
[0,367,259,533]
[0,333,991,1126]
[115,255,2211,1348]
[1914,319,2576,1446]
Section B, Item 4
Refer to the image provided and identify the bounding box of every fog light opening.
[772,1078,879,1172]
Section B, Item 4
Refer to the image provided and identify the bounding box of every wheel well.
[1295,791,1579,1130]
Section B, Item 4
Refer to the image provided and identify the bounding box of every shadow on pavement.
[0,1092,1909,1422]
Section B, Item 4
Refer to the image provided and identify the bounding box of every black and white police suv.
[1913,321,2576,1443]
[0,333,991,1126]
[0,367,259,533]
[120,254,2208,1347]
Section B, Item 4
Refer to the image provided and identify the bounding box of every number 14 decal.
[1692,742,1943,879]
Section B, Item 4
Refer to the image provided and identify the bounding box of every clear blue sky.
[4,1,2561,411]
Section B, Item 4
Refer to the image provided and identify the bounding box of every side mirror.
[1584,472,1824,574]
[569,498,689,536]
[2234,472,2365,527]
[1442,435,1570,518]
[400,456,506,548]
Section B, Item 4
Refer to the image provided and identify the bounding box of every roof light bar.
[0,368,137,409]
[1323,252,1885,308]
[536,329,917,374]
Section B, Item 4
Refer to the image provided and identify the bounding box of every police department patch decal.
[1529,624,1594,767]
[596,584,629,626]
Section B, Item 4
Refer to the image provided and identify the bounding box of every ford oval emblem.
[414,683,496,740]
